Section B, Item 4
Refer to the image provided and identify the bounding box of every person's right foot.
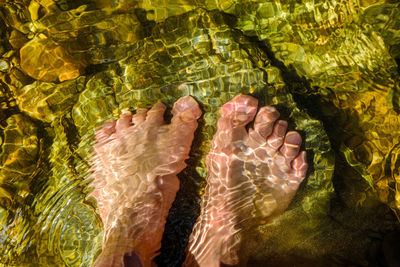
[184,95,308,267]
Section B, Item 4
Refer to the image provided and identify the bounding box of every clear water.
[0,0,399,266]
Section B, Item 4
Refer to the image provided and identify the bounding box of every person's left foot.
[89,96,201,267]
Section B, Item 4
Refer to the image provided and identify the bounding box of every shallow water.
[0,0,399,266]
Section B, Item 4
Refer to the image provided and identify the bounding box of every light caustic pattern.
[89,96,202,266]
[184,95,308,266]
[89,94,307,266]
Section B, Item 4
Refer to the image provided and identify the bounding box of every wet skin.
[90,96,201,267]
[184,95,307,266]
[90,95,307,267]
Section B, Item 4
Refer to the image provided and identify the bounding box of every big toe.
[171,96,202,123]
[169,96,201,141]
[218,95,258,130]
[167,96,201,163]
[95,121,116,143]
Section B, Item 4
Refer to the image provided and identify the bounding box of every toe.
[157,97,201,173]
[218,95,258,129]
[279,131,302,162]
[115,112,132,134]
[254,106,280,138]
[146,102,166,125]
[266,120,287,152]
[132,109,147,125]
[95,121,116,143]
[171,96,202,123]
[291,151,308,179]
[169,95,201,150]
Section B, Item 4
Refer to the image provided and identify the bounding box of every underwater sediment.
[0,0,399,266]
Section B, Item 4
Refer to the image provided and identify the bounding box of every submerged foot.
[184,95,308,266]
[89,96,202,267]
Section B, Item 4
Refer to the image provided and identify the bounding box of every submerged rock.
[12,76,86,122]
[8,30,28,49]
[30,5,144,65]
[362,3,400,60]
[19,36,86,82]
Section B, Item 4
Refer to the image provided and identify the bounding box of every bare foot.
[184,95,308,266]
[89,96,202,267]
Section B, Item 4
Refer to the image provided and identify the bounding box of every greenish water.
[0,0,399,266]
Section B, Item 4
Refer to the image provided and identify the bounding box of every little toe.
[291,151,308,180]
[279,131,302,162]
[266,120,288,152]
[95,121,116,143]
[254,106,280,138]
[115,112,132,134]
[132,109,147,125]
[145,102,166,125]
[219,95,258,129]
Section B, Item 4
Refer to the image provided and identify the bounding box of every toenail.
[175,96,195,110]
[237,114,249,121]
[103,122,114,129]
[264,106,276,113]
[121,109,132,115]
[236,105,248,113]
[285,132,301,145]
[180,111,196,121]
[136,108,147,113]
[277,121,287,135]
[257,114,269,123]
